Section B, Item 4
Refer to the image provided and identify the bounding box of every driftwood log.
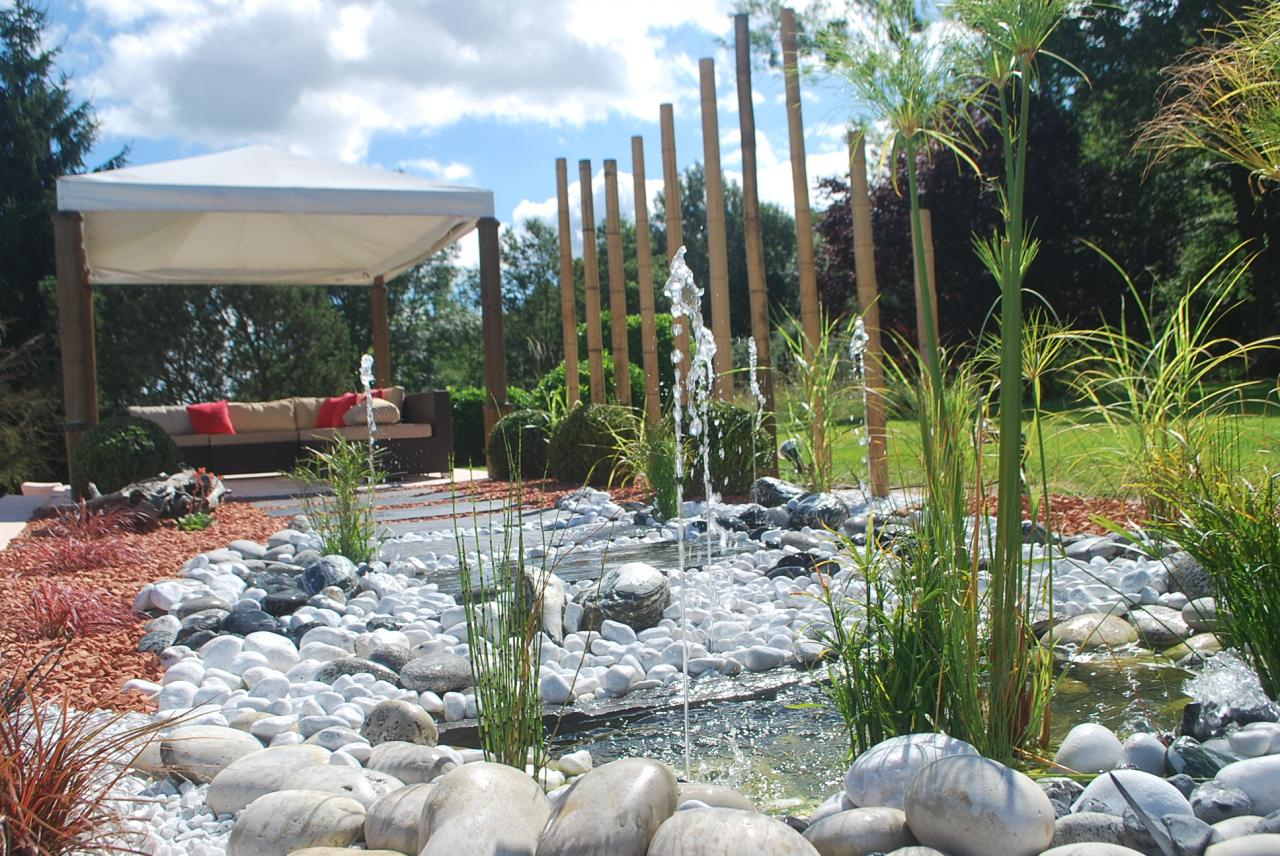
[50,469,228,521]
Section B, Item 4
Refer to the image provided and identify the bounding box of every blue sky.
[38,0,861,266]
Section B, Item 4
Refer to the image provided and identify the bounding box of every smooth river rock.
[399,652,472,694]
[360,698,437,745]
[206,744,332,815]
[802,807,915,856]
[1048,613,1139,651]
[845,732,980,810]
[227,790,365,856]
[417,761,550,856]
[1039,846,1147,856]
[286,765,404,809]
[578,562,671,632]
[368,741,458,784]
[677,783,756,812]
[1054,723,1124,774]
[1204,836,1280,856]
[1215,756,1280,815]
[160,725,265,784]
[1072,769,1195,818]
[1127,605,1190,649]
[647,807,821,856]
[364,782,435,854]
[904,755,1055,856]
[538,758,676,855]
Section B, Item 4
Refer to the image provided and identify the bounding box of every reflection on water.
[554,656,1191,815]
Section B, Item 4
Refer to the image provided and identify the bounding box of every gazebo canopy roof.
[56,146,494,286]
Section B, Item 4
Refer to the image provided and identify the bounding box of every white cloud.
[398,158,475,183]
[77,0,739,162]
[511,164,665,254]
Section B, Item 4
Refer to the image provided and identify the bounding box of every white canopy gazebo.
[53,146,510,473]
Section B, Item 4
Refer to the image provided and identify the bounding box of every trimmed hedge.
[680,401,773,497]
[547,402,636,486]
[71,414,183,498]
[534,352,645,409]
[447,385,536,467]
[486,409,553,480]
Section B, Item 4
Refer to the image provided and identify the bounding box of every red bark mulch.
[0,503,278,713]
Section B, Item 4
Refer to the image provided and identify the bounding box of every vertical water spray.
[748,337,766,484]
[359,353,377,477]
[848,316,871,499]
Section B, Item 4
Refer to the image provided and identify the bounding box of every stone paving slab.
[258,488,459,516]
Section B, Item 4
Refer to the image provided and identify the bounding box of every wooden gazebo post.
[52,211,98,482]
[370,275,391,388]
[478,216,508,443]
[555,158,581,405]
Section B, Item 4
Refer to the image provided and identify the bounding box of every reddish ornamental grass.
[20,581,137,641]
[9,501,151,576]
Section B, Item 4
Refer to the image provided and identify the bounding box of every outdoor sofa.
[127,387,452,478]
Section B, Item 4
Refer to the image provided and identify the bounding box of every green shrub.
[70,414,183,498]
[448,385,533,467]
[680,401,773,497]
[533,353,645,411]
[486,409,553,481]
[547,403,636,486]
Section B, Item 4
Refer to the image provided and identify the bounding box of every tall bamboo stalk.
[661,103,691,404]
[604,159,632,407]
[848,131,890,497]
[555,158,580,405]
[736,12,778,468]
[578,159,607,403]
[631,136,662,426]
[700,57,734,400]
[781,7,825,472]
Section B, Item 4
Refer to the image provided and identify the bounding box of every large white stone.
[286,765,404,809]
[904,755,1055,856]
[1118,733,1167,776]
[227,789,364,856]
[368,741,458,784]
[364,782,435,854]
[1039,847,1146,856]
[417,762,550,856]
[537,758,677,856]
[646,807,820,856]
[1072,769,1194,818]
[206,744,333,815]
[159,725,264,784]
[242,632,299,672]
[1054,724,1124,774]
[844,732,979,810]
[802,807,915,855]
[1215,755,1280,815]
[1204,836,1280,856]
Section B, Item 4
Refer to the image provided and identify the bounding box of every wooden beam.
[660,103,690,404]
[849,131,890,497]
[53,211,96,485]
[370,275,391,389]
[578,160,607,404]
[910,208,940,360]
[555,158,581,405]
[477,217,508,445]
[631,136,662,426]
[735,13,778,468]
[699,58,733,401]
[603,160,632,408]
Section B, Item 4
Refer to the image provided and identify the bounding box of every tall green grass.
[289,437,384,563]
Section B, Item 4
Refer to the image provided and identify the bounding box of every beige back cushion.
[128,405,192,436]
[343,397,401,426]
[292,397,326,429]
[380,386,406,409]
[228,400,296,433]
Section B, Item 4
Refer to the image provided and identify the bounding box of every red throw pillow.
[316,392,359,428]
[187,400,235,435]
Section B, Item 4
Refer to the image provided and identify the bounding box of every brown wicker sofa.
[127,388,452,478]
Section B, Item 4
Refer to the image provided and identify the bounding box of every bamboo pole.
[848,131,890,497]
[910,207,940,359]
[477,217,508,443]
[603,159,632,408]
[735,12,778,468]
[631,136,662,426]
[555,158,581,405]
[781,7,821,356]
[699,57,734,400]
[660,103,691,404]
[370,275,391,388]
[579,160,607,403]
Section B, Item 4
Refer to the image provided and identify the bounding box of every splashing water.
[748,338,767,484]
[359,354,377,476]
[847,316,872,498]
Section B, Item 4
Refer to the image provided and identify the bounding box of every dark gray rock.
[1168,736,1237,777]
[261,589,309,616]
[138,629,177,653]
[1166,552,1213,600]
[399,653,472,694]
[365,615,406,632]
[221,608,280,636]
[175,629,217,650]
[1192,781,1253,824]
[287,620,325,644]
[766,552,835,580]
[1065,535,1133,562]
[1022,519,1050,544]
[1181,699,1280,743]
[1167,774,1197,798]
[789,492,849,531]
[314,657,400,686]
[749,477,805,508]
[300,555,359,596]
[1041,778,1087,819]
[368,644,414,674]
[577,561,671,632]
[175,596,233,619]
[735,504,772,531]
[1051,812,1134,848]
[174,609,226,644]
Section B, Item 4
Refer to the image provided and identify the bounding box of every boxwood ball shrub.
[681,401,772,497]
[486,409,553,480]
[71,414,184,498]
[547,402,636,486]
[449,385,535,466]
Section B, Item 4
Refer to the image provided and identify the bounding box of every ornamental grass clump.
[11,500,149,576]
[777,312,860,492]
[606,409,679,520]
[20,581,136,641]
[289,437,384,563]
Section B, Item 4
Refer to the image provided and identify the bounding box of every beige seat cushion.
[172,433,210,448]
[292,397,326,429]
[208,430,299,447]
[229,400,296,432]
[379,386,406,409]
[128,405,193,436]
[343,398,401,426]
